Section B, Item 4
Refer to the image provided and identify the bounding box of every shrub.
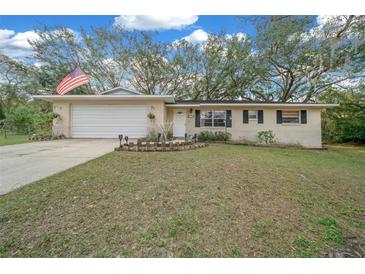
[6,106,34,134]
[197,131,231,142]
[140,130,173,142]
[257,130,276,144]
[320,90,365,144]
[5,105,54,138]
[32,112,54,139]
[147,112,155,119]
[0,106,5,120]
[140,130,158,142]
[167,131,173,141]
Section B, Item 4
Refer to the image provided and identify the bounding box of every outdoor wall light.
[118,134,123,147]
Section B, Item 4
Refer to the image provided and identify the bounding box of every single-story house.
[34,87,338,148]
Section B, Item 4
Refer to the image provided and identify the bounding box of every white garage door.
[71,105,147,138]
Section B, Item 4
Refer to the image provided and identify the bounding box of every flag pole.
[87,77,94,95]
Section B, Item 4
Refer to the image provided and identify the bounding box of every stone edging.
[115,141,208,152]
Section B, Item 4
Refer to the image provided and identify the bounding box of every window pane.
[201,111,212,119]
[200,111,227,127]
[213,111,225,119]
[201,119,212,127]
[248,110,257,119]
[282,117,299,123]
[214,119,225,127]
[282,111,299,123]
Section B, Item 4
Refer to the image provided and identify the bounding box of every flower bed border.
[115,140,208,152]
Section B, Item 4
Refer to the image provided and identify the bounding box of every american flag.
[56,67,90,95]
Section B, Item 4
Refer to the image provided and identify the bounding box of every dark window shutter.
[301,110,307,124]
[258,110,264,124]
[226,110,232,128]
[195,110,200,127]
[277,110,282,124]
[243,110,249,124]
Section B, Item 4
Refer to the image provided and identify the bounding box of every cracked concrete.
[0,139,117,195]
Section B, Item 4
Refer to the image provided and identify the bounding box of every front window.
[282,110,300,124]
[248,110,257,121]
[201,111,226,127]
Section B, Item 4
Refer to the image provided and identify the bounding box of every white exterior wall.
[52,99,323,148]
[52,100,166,138]
[182,107,322,148]
[53,102,71,137]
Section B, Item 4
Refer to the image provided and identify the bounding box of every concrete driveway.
[0,139,117,195]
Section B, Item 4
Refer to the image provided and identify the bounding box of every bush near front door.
[197,131,231,142]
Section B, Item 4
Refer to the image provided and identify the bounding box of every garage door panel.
[72,119,146,124]
[71,105,147,138]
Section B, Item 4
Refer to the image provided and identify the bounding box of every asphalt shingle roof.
[169,100,320,105]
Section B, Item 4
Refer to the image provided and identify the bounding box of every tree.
[9,16,364,104]
[320,88,365,144]
[173,33,254,100]
[30,26,132,94]
[0,54,31,113]
[127,34,202,98]
[222,34,256,100]
[127,32,169,95]
[247,16,365,102]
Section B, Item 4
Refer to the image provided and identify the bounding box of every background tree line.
[1,16,364,143]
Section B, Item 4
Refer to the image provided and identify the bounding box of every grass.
[0,144,364,257]
[0,133,30,146]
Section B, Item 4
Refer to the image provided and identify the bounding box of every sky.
[0,15,318,61]
[0,15,257,60]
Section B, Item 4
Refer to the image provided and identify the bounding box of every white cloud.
[301,15,355,42]
[316,15,347,27]
[0,29,40,59]
[0,29,15,40]
[235,32,247,41]
[180,29,209,44]
[177,30,247,46]
[33,61,46,68]
[7,31,39,49]
[0,28,79,60]
[226,32,247,41]
[113,15,198,31]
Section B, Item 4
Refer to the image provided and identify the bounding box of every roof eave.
[32,95,175,103]
[100,86,141,95]
[166,103,339,108]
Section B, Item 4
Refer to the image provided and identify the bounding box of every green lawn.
[0,133,30,146]
[0,144,364,257]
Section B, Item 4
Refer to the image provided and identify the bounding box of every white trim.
[200,110,227,128]
[166,104,197,108]
[100,86,141,95]
[33,95,175,103]
[167,103,338,108]
[34,95,338,108]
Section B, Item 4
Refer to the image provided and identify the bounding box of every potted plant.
[147,112,155,120]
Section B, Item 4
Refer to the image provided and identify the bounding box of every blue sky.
[0,15,316,60]
[0,15,254,41]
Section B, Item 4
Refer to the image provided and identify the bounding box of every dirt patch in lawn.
[0,144,364,257]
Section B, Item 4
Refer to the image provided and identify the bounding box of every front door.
[173,110,186,137]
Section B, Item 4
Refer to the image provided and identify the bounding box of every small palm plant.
[158,122,173,142]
